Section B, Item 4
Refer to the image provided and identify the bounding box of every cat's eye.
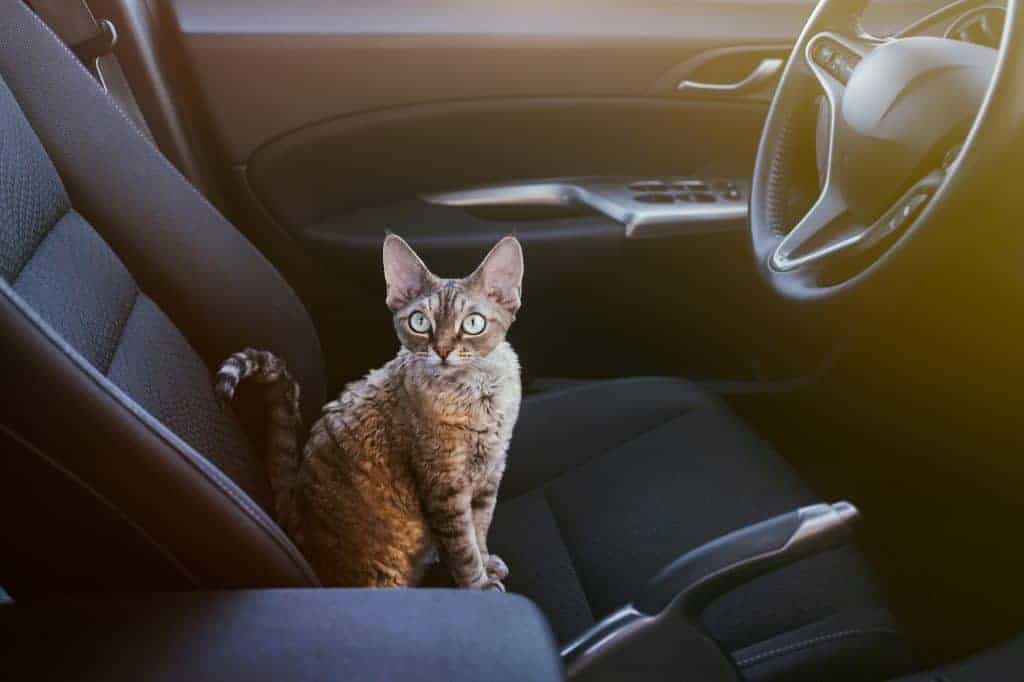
[408,311,431,334]
[461,313,487,335]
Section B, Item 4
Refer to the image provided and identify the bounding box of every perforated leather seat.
[0,4,910,681]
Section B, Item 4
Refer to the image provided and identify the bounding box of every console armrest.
[563,502,860,682]
[637,501,859,616]
[0,589,564,682]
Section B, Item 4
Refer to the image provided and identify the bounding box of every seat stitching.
[9,204,71,285]
[22,3,306,312]
[735,627,901,668]
[103,286,140,375]
[20,2,323,414]
[12,211,142,375]
[540,486,596,623]
[0,279,319,585]
[22,6,227,222]
[12,6,319,584]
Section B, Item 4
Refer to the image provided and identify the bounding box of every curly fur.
[215,235,523,589]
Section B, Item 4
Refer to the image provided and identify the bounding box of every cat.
[215,234,524,590]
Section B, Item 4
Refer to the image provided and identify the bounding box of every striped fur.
[213,235,523,590]
[215,348,304,541]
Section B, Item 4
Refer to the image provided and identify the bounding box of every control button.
[838,57,857,81]
[831,49,860,83]
[885,193,930,233]
[815,43,835,66]
[629,180,669,192]
[814,43,859,84]
[725,188,742,200]
[633,193,675,204]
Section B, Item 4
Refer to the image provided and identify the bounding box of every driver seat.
[0,4,910,681]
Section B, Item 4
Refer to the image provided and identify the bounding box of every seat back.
[0,2,323,597]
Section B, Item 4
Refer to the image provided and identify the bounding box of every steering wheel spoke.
[769,30,886,272]
[773,171,944,272]
[853,171,945,253]
[771,186,850,270]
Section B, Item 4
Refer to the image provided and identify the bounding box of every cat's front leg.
[472,473,508,582]
[423,482,502,590]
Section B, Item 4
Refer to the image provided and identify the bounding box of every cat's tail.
[215,348,304,542]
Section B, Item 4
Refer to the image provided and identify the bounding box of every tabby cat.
[215,235,524,590]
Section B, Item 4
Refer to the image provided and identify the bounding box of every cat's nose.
[435,347,452,363]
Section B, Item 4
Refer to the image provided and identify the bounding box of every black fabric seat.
[492,379,911,679]
[0,4,908,681]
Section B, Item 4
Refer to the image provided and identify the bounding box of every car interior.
[1,0,1022,680]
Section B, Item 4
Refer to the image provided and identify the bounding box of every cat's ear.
[466,236,524,315]
[383,234,438,310]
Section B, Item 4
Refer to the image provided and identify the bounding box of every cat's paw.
[468,571,505,592]
[485,554,509,581]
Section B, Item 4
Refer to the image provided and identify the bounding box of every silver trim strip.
[422,177,748,239]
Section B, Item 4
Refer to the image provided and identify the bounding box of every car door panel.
[247,98,768,230]
[166,0,952,385]
[169,0,815,163]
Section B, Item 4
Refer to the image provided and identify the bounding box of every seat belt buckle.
[69,18,117,64]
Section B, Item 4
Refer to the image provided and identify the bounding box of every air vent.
[945,5,1006,48]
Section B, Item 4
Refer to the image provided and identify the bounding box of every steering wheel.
[750,0,1017,300]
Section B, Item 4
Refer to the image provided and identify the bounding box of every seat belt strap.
[26,0,154,140]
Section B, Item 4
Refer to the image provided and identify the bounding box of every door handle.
[677,57,784,95]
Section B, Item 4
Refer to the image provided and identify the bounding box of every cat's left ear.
[467,236,524,315]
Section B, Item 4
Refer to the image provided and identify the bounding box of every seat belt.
[26,0,154,140]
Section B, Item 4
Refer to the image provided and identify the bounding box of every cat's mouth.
[424,351,473,371]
